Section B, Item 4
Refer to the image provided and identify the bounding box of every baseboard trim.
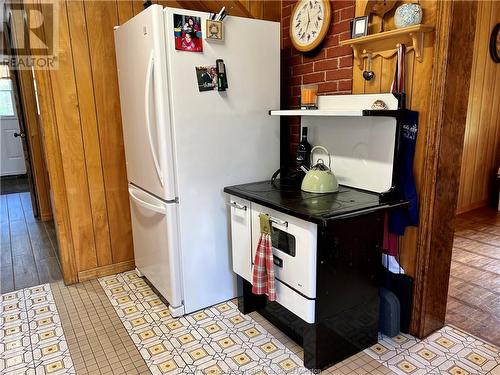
[456,200,488,215]
[78,260,135,282]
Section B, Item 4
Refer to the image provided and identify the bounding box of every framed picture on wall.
[351,16,369,39]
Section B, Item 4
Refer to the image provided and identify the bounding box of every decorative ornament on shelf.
[371,100,388,110]
[394,3,423,29]
[289,0,331,53]
[364,0,397,32]
[363,53,375,81]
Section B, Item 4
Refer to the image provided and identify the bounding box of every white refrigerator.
[114,5,280,316]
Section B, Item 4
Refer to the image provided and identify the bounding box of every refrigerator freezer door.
[115,5,176,201]
[128,184,183,314]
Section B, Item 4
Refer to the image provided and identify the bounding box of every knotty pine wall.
[457,1,500,214]
[33,0,280,283]
[351,1,436,279]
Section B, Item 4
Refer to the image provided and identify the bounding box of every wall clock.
[290,0,332,52]
[490,23,500,63]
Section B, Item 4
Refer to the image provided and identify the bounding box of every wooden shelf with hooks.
[339,24,434,70]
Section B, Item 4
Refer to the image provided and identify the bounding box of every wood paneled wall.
[28,0,280,283]
[457,1,500,214]
[353,0,436,279]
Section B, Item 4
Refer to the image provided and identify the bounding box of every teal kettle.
[301,146,339,194]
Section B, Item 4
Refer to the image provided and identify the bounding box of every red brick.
[282,37,292,49]
[283,76,300,87]
[282,26,290,38]
[339,31,352,42]
[290,48,302,58]
[324,34,339,48]
[339,56,353,68]
[281,48,292,58]
[318,81,339,94]
[326,45,352,58]
[335,20,351,33]
[288,96,300,107]
[303,50,326,63]
[338,79,353,91]
[314,58,339,72]
[293,63,314,75]
[284,54,303,66]
[282,4,292,18]
[333,1,355,10]
[303,72,325,84]
[333,10,341,24]
[292,86,301,96]
[326,68,351,81]
[340,6,355,21]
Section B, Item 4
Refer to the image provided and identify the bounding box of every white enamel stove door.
[251,204,317,323]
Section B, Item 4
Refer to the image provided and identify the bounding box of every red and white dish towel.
[252,215,276,301]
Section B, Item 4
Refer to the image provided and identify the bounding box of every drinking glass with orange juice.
[300,84,319,109]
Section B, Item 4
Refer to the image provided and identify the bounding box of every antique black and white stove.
[224,94,417,370]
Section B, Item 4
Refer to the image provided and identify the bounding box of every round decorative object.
[371,100,388,110]
[290,0,331,52]
[490,23,500,63]
[394,3,423,29]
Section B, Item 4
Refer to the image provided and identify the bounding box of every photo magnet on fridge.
[195,65,217,92]
[174,14,203,52]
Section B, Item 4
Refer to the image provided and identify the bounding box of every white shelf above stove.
[269,93,399,118]
[269,109,363,117]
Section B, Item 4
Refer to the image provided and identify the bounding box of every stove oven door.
[251,203,318,298]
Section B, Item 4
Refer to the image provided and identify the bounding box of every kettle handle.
[310,146,331,168]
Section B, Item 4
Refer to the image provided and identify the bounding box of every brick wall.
[281,0,355,157]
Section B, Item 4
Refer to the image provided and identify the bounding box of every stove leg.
[238,277,266,315]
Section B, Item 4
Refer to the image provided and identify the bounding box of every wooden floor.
[447,207,500,346]
[0,192,62,293]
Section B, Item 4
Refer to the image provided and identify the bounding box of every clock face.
[290,0,331,52]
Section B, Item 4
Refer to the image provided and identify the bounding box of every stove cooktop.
[224,180,405,225]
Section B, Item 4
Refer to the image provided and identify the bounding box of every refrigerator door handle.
[128,186,166,215]
[145,51,164,187]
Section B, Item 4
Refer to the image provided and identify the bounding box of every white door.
[0,78,26,176]
[115,5,176,201]
[128,183,183,313]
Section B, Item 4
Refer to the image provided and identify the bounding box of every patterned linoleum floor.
[0,284,74,374]
[2,272,500,374]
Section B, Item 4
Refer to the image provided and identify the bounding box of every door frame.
[410,0,479,337]
[11,63,53,221]
[1,30,36,211]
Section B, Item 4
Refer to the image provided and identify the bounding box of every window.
[0,65,15,117]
